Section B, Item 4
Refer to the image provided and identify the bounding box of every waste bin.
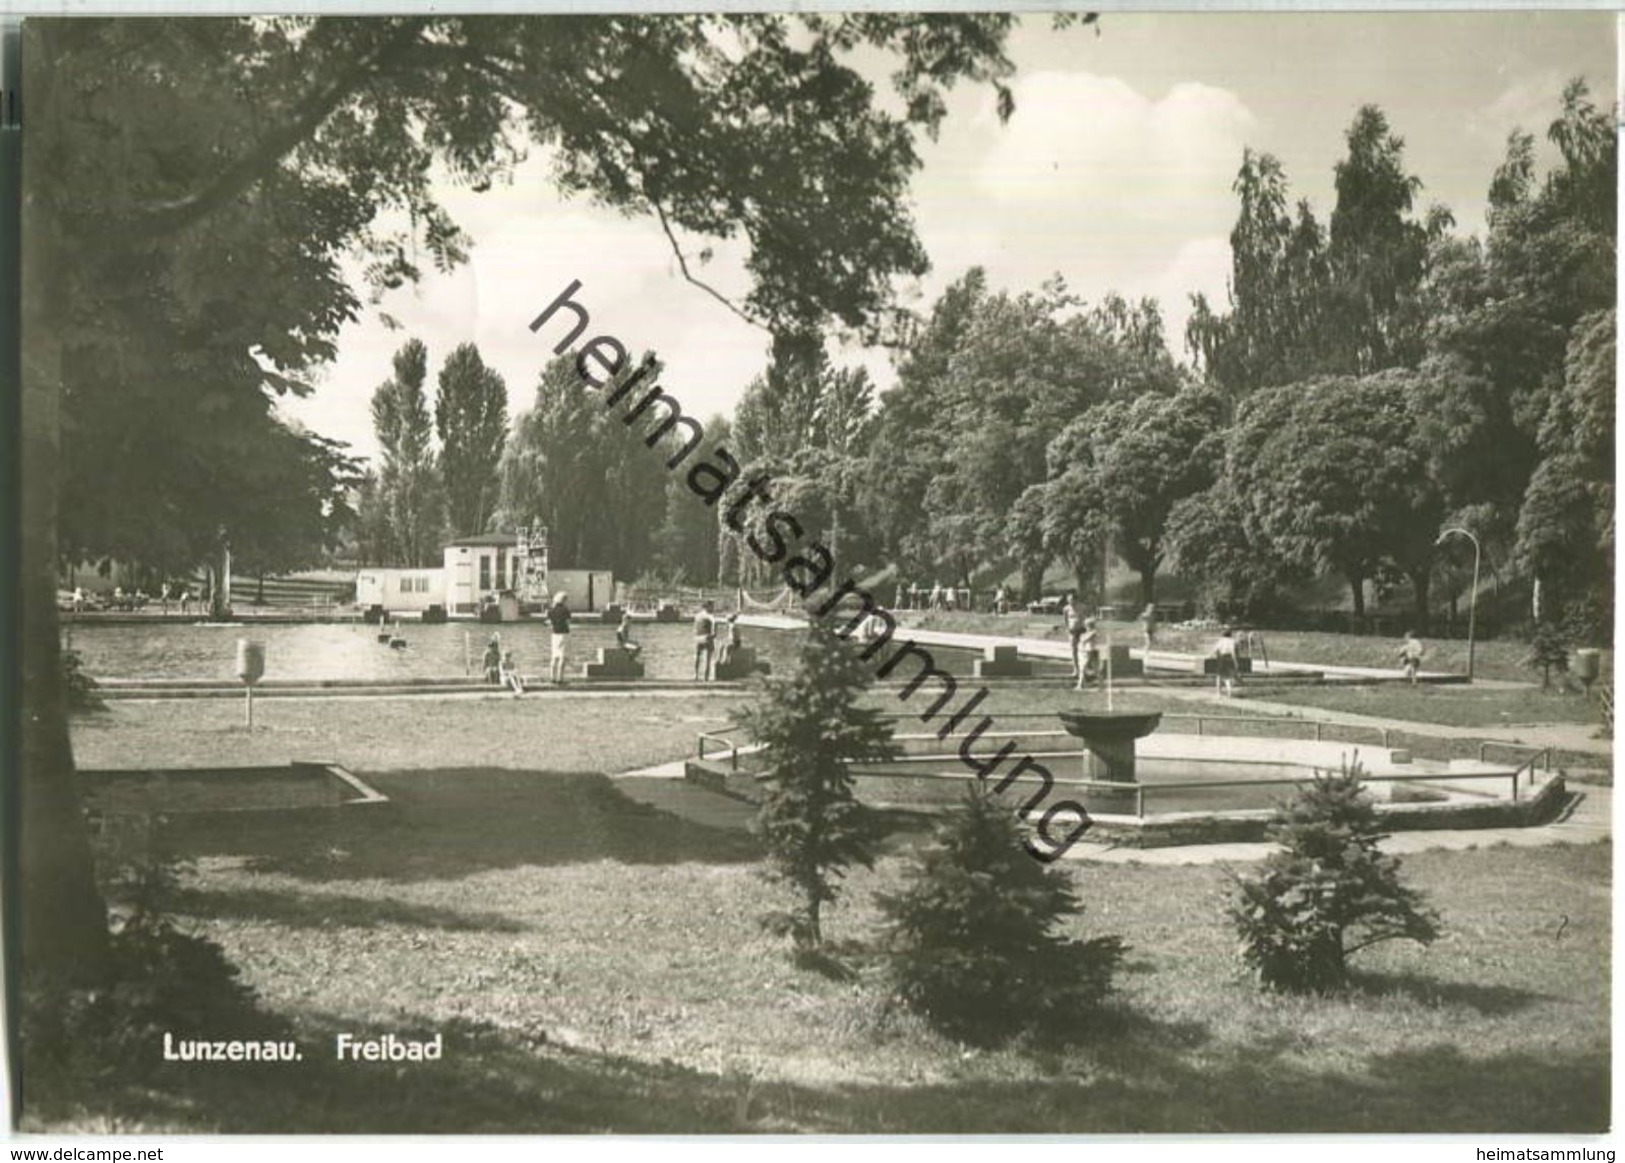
[235,639,265,685]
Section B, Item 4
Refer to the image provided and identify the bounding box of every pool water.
[65,619,1003,685]
[65,620,786,683]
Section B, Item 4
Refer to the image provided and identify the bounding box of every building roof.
[445,533,520,549]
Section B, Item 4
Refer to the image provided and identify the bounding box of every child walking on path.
[1399,631,1426,685]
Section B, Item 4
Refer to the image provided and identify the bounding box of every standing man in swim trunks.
[1064,593,1086,688]
[693,600,716,681]
[616,611,641,658]
[1213,626,1240,697]
[547,591,571,684]
[1078,617,1101,690]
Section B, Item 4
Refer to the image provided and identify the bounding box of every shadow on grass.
[160,770,763,882]
[1350,970,1552,1017]
[22,1008,1607,1134]
[171,887,529,933]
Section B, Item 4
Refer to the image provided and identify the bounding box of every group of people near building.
[68,581,202,614]
[894,581,974,612]
[1061,596,1162,692]
[691,600,742,682]
[474,587,1431,696]
[481,592,757,690]
[480,591,582,693]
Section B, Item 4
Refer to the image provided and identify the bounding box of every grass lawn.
[68,693,738,775]
[26,695,1610,1134]
[1247,683,1605,729]
[68,687,1292,776]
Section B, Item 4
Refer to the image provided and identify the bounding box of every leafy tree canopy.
[436,342,509,538]
[493,355,670,580]
[1226,368,1455,619]
[24,13,1042,979]
[370,338,446,567]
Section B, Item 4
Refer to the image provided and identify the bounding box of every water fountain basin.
[1057,709,1164,783]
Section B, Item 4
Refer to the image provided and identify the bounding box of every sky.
[281,11,1618,466]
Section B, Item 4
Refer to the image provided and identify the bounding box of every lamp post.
[1436,528,1480,682]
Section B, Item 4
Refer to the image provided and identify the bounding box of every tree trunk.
[1408,567,1431,634]
[1020,561,1045,605]
[211,536,232,620]
[1072,560,1092,603]
[19,33,112,989]
[1138,562,1157,607]
[1348,573,1366,620]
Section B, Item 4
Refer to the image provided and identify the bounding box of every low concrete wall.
[684,754,1572,850]
[81,761,386,816]
[1088,775,1569,848]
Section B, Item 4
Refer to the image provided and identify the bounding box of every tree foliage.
[722,344,879,586]
[1187,150,1330,396]
[1515,308,1615,637]
[1042,385,1222,605]
[435,343,509,538]
[1523,621,1571,691]
[877,786,1125,1046]
[1324,106,1440,376]
[23,12,1032,982]
[1188,107,1443,400]
[649,415,730,585]
[370,339,446,566]
[1229,763,1440,994]
[1225,370,1454,619]
[1163,482,1295,619]
[493,355,669,579]
[861,271,1182,587]
[230,424,362,582]
[733,622,897,948]
[1427,80,1616,530]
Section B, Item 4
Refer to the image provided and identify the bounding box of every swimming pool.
[64,617,1015,686]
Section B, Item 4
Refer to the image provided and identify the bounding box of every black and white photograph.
[10,10,1616,1141]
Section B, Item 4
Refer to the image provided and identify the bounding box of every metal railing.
[1477,739,1552,770]
[696,732,741,771]
[875,709,1394,747]
[1168,712,1391,747]
[1068,765,1535,818]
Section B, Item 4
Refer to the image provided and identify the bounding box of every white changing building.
[355,533,614,618]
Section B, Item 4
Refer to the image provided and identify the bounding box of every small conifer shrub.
[733,621,897,948]
[1228,762,1440,994]
[877,787,1124,1046]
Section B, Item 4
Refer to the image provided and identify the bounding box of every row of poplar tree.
[356,83,1613,639]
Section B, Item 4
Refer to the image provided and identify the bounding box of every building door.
[454,561,473,612]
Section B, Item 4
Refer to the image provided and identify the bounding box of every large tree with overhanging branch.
[21,14,1086,983]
